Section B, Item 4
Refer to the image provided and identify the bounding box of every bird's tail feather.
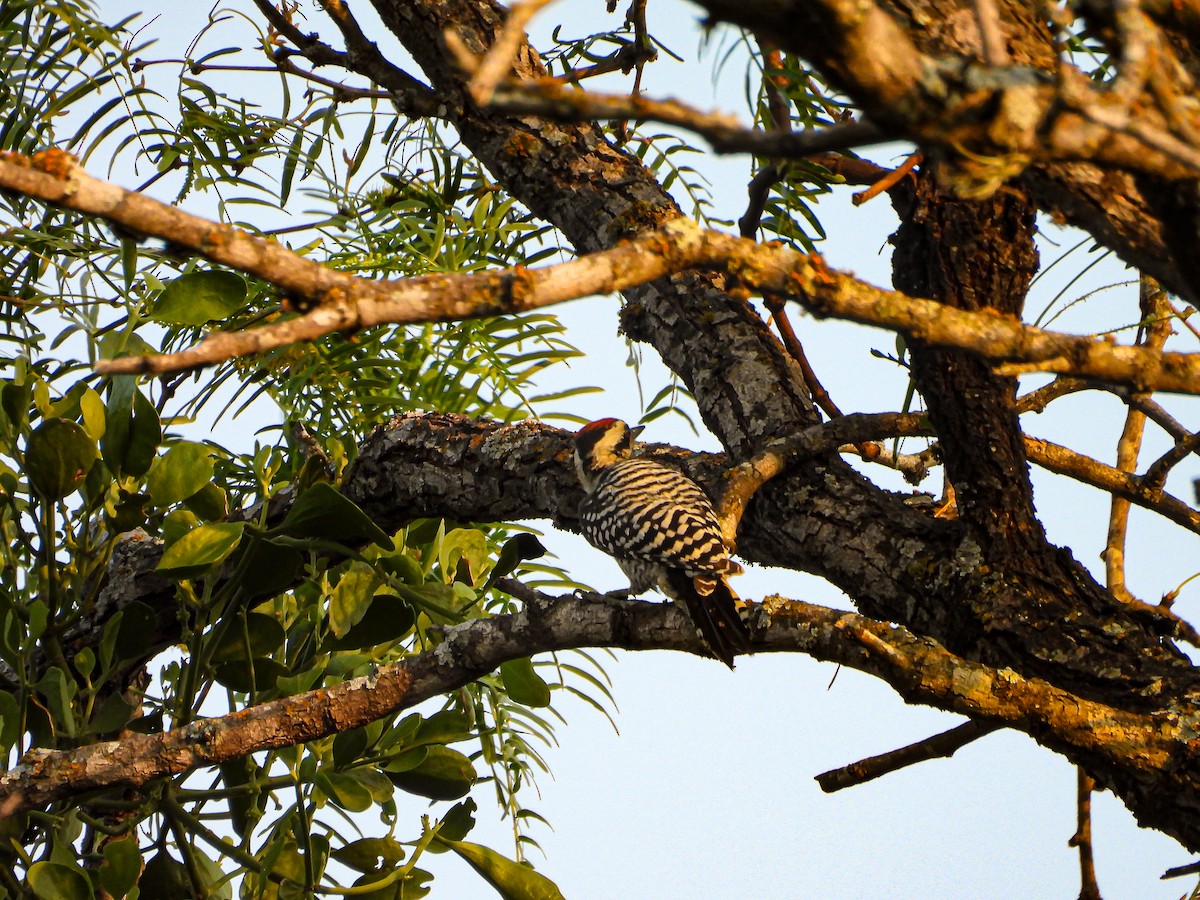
[666,570,752,669]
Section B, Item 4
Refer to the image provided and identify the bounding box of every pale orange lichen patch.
[31,148,77,179]
[320,285,349,307]
[807,253,837,285]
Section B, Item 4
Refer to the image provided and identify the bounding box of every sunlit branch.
[6,152,1200,393]
[0,587,1180,827]
[1024,435,1200,535]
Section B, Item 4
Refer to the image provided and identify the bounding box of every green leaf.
[211,612,286,662]
[156,521,245,575]
[329,562,380,638]
[437,798,477,843]
[138,851,191,897]
[239,537,304,600]
[0,690,19,751]
[278,482,393,550]
[434,838,566,900]
[324,594,415,651]
[101,380,160,478]
[277,663,325,696]
[27,861,92,900]
[440,528,489,583]
[500,658,551,708]
[219,757,265,840]
[99,837,141,899]
[317,770,373,812]
[412,709,473,747]
[146,442,213,507]
[106,490,149,535]
[332,837,406,874]
[378,552,424,585]
[383,746,428,774]
[73,647,95,680]
[124,389,161,478]
[87,693,136,736]
[161,509,199,548]
[35,667,76,737]
[385,745,475,800]
[1,381,30,438]
[213,657,287,694]
[397,867,433,900]
[486,534,547,587]
[25,419,98,500]
[333,727,369,770]
[114,602,158,661]
[151,269,247,325]
[193,848,233,900]
[79,388,105,441]
[183,481,228,521]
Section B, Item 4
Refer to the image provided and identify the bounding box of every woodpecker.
[573,418,752,668]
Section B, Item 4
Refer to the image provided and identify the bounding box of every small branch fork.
[448,4,1200,184]
[6,152,1200,394]
[714,412,930,543]
[0,588,1182,828]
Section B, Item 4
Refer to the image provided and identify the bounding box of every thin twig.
[716,412,932,541]
[1024,435,1200,535]
[815,721,999,792]
[1068,768,1102,900]
[973,0,1011,66]
[852,151,922,206]
[468,0,557,105]
[1104,278,1169,602]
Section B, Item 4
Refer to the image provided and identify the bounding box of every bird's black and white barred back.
[573,418,751,668]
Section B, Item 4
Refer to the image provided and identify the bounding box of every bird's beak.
[630,425,646,439]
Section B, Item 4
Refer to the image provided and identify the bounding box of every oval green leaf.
[435,838,566,900]
[151,269,247,325]
[279,482,393,550]
[147,441,213,507]
[183,481,228,521]
[325,594,415,651]
[385,745,475,801]
[156,521,244,575]
[25,418,98,500]
[99,837,142,899]
[329,563,379,638]
[27,861,93,900]
[332,837,406,874]
[213,656,287,694]
[212,612,286,662]
[500,657,551,708]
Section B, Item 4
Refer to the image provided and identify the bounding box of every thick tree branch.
[690,0,1200,303]
[5,590,1198,852]
[4,153,1198,393]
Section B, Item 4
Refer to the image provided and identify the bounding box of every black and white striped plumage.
[574,418,751,668]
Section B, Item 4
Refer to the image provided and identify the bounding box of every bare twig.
[973,0,1010,66]
[254,0,439,117]
[852,150,922,205]
[1105,278,1170,602]
[467,0,556,105]
[1068,768,1102,900]
[815,721,999,792]
[485,83,890,156]
[1024,435,1200,535]
[716,412,931,540]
